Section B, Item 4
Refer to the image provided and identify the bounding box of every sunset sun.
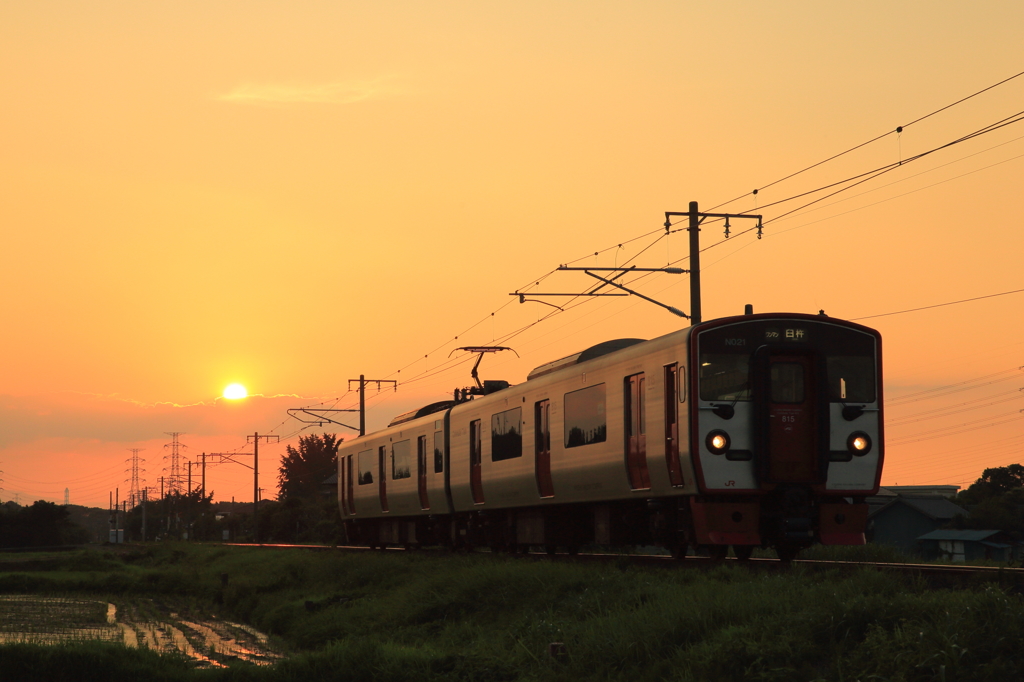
[223,383,248,400]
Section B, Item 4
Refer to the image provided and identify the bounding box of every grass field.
[1,544,1023,681]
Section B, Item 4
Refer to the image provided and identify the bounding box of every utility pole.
[246,433,279,543]
[688,201,702,325]
[160,476,167,535]
[348,375,397,436]
[664,202,763,325]
[142,488,147,542]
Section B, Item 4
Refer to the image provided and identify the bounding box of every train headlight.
[706,430,731,455]
[847,432,872,456]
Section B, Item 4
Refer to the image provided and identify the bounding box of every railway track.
[222,542,1024,585]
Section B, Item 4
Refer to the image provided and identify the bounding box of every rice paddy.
[0,594,283,667]
[3,544,1024,680]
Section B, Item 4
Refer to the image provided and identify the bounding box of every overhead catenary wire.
[886,366,1024,405]
[706,69,1024,212]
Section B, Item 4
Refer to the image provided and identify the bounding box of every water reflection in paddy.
[0,595,284,667]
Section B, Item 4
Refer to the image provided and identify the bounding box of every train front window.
[770,362,804,403]
[698,319,877,404]
[700,354,751,401]
[827,356,875,402]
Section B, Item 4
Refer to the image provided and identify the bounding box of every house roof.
[900,497,968,520]
[870,496,967,521]
[879,485,960,497]
[917,529,1005,542]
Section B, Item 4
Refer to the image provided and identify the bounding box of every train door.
[625,373,651,490]
[417,435,429,510]
[378,446,389,512]
[535,400,554,498]
[664,364,685,487]
[757,352,820,483]
[346,455,355,514]
[470,419,485,504]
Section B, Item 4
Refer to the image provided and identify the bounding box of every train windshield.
[698,320,877,403]
[700,354,752,401]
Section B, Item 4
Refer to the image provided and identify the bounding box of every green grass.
[2,544,1024,680]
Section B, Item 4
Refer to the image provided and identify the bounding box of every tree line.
[950,463,1024,538]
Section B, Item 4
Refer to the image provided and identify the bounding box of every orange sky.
[2,2,1022,508]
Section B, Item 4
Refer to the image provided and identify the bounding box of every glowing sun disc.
[223,383,248,400]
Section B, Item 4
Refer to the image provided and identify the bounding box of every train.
[337,310,883,560]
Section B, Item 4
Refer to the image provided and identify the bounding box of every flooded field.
[0,595,285,668]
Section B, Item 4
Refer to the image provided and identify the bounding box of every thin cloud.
[217,79,399,105]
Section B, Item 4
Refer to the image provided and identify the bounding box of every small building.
[321,473,339,500]
[917,529,1019,563]
[867,495,968,555]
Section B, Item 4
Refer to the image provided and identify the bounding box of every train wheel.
[545,544,556,556]
[567,545,580,556]
[733,545,754,561]
[707,545,728,561]
[669,543,688,560]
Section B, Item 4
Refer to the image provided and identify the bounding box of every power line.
[851,288,1024,321]
[886,366,1023,405]
[886,391,1024,427]
[707,69,1024,212]
[708,109,1024,250]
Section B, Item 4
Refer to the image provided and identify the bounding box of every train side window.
[357,449,374,485]
[564,383,607,448]
[392,440,412,479]
[678,365,686,402]
[433,430,444,473]
[491,407,523,461]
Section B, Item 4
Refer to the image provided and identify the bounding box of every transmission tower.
[64,488,69,506]
[125,448,146,507]
[163,433,188,495]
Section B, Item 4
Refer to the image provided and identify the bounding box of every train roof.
[388,400,457,427]
[526,338,647,380]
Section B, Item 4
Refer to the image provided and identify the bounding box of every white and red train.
[337,311,883,559]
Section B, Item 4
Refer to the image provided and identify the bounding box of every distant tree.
[277,433,341,501]
[951,464,1024,539]
[123,488,215,541]
[0,500,89,548]
[956,464,1024,506]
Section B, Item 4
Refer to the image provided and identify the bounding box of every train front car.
[691,313,883,560]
